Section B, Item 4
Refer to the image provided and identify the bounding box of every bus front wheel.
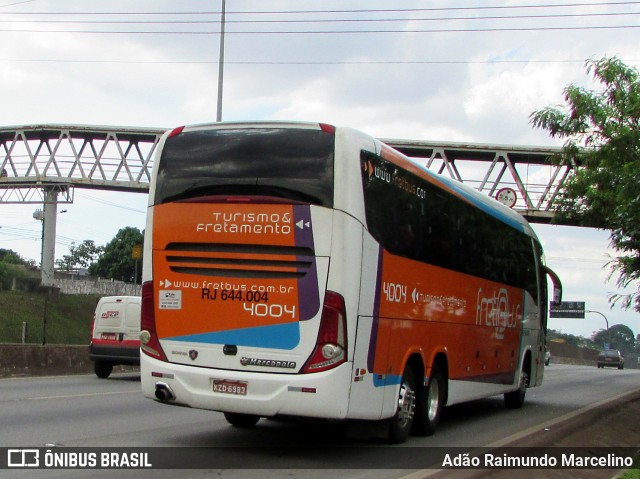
[387,367,416,444]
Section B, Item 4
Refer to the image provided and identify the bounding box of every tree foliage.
[0,248,27,265]
[0,249,34,289]
[531,57,640,312]
[56,240,103,272]
[591,323,636,355]
[89,227,144,283]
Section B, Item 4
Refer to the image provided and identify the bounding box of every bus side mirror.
[543,266,562,306]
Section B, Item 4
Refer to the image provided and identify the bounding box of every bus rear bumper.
[141,355,353,419]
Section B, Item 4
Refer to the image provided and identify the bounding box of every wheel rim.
[520,371,528,391]
[518,371,528,399]
[397,379,416,428]
[427,377,440,422]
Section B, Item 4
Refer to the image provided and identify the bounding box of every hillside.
[0,290,101,345]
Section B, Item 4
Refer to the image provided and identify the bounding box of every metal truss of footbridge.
[0,124,573,285]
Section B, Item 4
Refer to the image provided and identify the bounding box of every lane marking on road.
[25,390,140,401]
[0,373,139,381]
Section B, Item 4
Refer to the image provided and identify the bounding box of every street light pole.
[586,310,610,347]
[216,0,226,122]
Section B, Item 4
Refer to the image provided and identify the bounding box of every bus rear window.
[154,127,335,206]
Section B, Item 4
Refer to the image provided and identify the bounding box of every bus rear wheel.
[413,364,445,436]
[224,412,260,428]
[504,369,528,409]
[387,367,416,444]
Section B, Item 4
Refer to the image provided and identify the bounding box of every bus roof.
[164,121,539,241]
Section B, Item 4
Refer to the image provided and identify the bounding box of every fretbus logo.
[475,288,521,339]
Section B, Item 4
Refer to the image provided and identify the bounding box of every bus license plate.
[212,379,247,396]
[101,333,117,340]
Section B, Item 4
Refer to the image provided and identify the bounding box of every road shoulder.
[421,390,640,478]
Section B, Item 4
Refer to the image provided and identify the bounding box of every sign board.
[549,301,586,319]
[131,245,143,260]
[495,187,517,208]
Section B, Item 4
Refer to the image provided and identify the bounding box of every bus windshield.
[154,126,335,206]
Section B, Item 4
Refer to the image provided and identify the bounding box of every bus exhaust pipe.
[155,382,176,402]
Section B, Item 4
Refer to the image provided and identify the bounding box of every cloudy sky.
[0,0,638,338]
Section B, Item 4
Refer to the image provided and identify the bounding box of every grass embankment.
[0,290,101,345]
[619,467,640,479]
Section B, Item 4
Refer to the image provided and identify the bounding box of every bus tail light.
[140,281,167,361]
[302,291,347,373]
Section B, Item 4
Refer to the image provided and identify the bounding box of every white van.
[89,296,141,378]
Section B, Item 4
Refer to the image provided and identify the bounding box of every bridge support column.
[41,189,58,287]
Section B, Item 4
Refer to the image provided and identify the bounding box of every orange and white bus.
[140,121,562,443]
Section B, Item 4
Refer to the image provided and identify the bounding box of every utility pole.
[33,188,59,287]
[216,0,226,122]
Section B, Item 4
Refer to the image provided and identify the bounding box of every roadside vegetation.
[0,250,100,345]
[532,56,640,313]
[548,327,639,366]
[618,469,640,479]
[617,452,640,479]
[0,227,142,346]
[56,227,144,283]
[0,289,100,345]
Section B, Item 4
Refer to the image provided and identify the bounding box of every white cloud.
[465,64,560,119]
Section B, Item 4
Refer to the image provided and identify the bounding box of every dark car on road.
[596,349,624,369]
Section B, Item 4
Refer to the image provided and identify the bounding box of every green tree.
[591,324,636,355]
[531,57,640,312]
[56,240,102,272]
[89,227,144,283]
[0,249,32,289]
[0,248,26,265]
[0,261,7,288]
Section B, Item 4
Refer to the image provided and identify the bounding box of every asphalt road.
[1,364,639,479]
